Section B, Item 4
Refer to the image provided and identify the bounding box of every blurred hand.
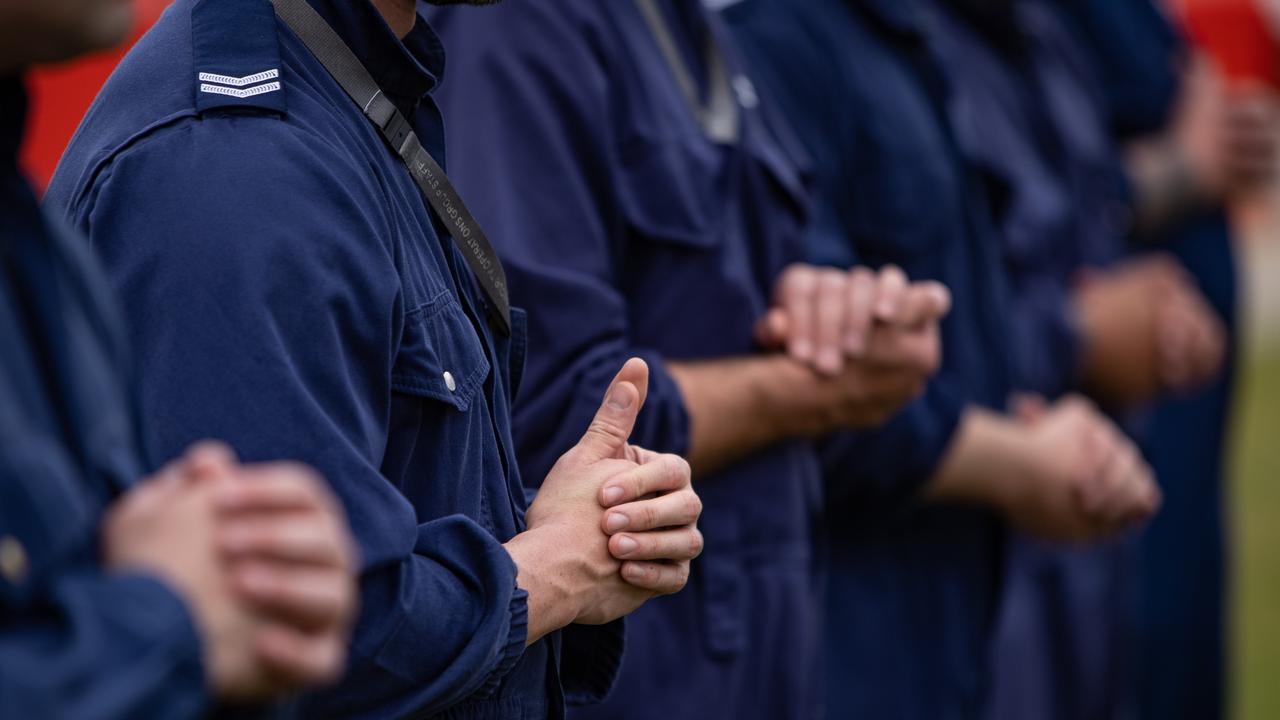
[511,359,701,635]
[210,449,359,691]
[1174,56,1279,198]
[1075,254,1226,407]
[1003,395,1161,542]
[756,263,950,376]
[103,443,357,701]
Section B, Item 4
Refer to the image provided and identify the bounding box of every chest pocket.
[616,134,726,250]
[849,95,961,262]
[392,290,491,412]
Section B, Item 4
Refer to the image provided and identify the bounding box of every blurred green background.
[1231,236,1280,720]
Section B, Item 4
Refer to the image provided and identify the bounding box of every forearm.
[503,528,579,647]
[921,407,1031,512]
[667,355,844,477]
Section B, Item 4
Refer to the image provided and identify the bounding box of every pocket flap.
[392,292,491,413]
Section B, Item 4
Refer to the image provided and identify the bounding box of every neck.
[370,0,416,39]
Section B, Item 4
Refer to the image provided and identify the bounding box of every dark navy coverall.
[1055,5,1235,718]
[46,1,621,717]
[0,77,207,719]
[924,3,1139,719]
[425,1,825,717]
[724,0,1014,717]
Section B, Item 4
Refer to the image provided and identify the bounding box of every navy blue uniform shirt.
[924,4,1140,720]
[46,1,622,717]
[724,0,1015,717]
[425,1,825,718]
[0,77,207,719]
[1056,4,1235,718]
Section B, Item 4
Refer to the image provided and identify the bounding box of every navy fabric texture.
[424,1,825,717]
[1055,3,1235,718]
[725,0,1013,717]
[925,3,1139,720]
[45,1,622,717]
[0,77,208,720]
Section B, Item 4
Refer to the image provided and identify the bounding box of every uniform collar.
[1,76,27,166]
[191,0,444,118]
[309,0,443,115]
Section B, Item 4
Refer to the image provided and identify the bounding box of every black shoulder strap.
[270,0,511,335]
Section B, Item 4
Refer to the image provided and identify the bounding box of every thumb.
[754,308,790,350]
[1011,393,1049,425]
[575,358,651,461]
[178,440,240,484]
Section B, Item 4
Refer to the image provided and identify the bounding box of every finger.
[232,561,355,631]
[599,454,691,508]
[754,308,790,350]
[1010,393,1049,424]
[220,515,350,567]
[620,560,690,595]
[844,266,877,356]
[873,265,909,322]
[255,626,347,689]
[776,265,819,362]
[894,282,952,328]
[214,465,337,516]
[609,527,704,562]
[573,358,650,462]
[813,270,849,375]
[603,488,702,533]
[180,440,240,482]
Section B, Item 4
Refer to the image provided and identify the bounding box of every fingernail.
[845,334,866,356]
[602,486,624,506]
[614,536,638,556]
[793,340,813,360]
[606,512,629,532]
[818,349,842,373]
[606,384,634,411]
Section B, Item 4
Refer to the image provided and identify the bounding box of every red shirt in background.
[1177,0,1280,86]
[20,0,169,193]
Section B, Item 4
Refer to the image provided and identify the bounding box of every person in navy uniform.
[1048,2,1275,718]
[1,0,360,716]
[721,1,1161,718]
[420,1,976,718]
[47,0,705,718]
[920,1,1231,719]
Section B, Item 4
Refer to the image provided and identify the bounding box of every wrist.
[924,408,1031,514]
[504,528,582,644]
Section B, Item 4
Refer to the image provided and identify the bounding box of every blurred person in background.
[423,1,957,717]
[1054,1,1279,718]
[46,0,707,717]
[925,0,1246,719]
[0,0,360,716]
[723,0,1160,718]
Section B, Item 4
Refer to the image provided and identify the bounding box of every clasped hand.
[757,263,951,427]
[102,443,358,702]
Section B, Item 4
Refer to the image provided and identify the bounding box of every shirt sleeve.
[432,6,691,485]
[62,116,526,719]
[728,1,969,508]
[0,422,207,719]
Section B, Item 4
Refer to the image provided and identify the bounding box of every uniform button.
[0,536,28,585]
[443,371,457,393]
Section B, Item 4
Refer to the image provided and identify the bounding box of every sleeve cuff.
[475,583,530,697]
[559,619,626,706]
[820,381,967,515]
